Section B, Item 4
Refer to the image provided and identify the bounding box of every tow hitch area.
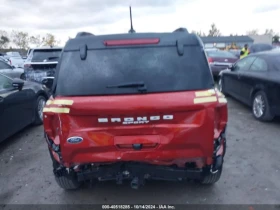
[75,162,204,189]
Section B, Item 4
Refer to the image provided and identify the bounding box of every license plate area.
[114,135,160,150]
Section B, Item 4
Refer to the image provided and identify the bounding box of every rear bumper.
[45,124,227,169]
[76,162,204,182]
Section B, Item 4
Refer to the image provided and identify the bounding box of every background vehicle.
[5,52,25,68]
[26,48,33,58]
[43,30,228,190]
[24,47,63,84]
[0,58,24,79]
[0,56,10,64]
[205,50,239,78]
[205,47,219,51]
[228,49,240,58]
[0,73,49,143]
[249,43,273,54]
[218,51,280,121]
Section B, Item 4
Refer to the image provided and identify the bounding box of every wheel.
[55,174,81,190]
[48,147,81,190]
[252,91,274,122]
[200,168,222,184]
[33,95,46,125]
[199,145,225,185]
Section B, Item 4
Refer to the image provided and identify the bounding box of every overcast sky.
[1,0,280,45]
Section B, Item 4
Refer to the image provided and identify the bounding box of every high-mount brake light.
[103,38,160,46]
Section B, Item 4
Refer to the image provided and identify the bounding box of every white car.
[5,52,25,68]
[0,58,24,79]
[24,47,63,83]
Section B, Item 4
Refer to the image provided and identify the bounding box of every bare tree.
[263,29,279,43]
[264,29,274,36]
[208,23,221,37]
[42,33,60,47]
[29,35,44,47]
[0,30,10,49]
[246,29,259,35]
[191,30,206,37]
[11,31,30,49]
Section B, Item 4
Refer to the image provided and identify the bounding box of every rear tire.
[55,175,81,190]
[200,168,222,184]
[48,148,81,190]
[33,95,46,125]
[252,91,274,122]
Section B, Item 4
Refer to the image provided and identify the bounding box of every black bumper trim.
[77,162,204,182]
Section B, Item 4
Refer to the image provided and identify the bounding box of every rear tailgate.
[24,48,62,82]
[44,89,226,167]
[24,62,57,83]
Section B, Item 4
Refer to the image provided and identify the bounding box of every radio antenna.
[128,6,136,33]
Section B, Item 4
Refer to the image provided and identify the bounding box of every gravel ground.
[0,98,280,204]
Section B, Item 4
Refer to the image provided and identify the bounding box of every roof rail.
[75,32,94,38]
[173,28,189,33]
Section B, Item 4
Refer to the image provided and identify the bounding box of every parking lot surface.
[0,98,279,204]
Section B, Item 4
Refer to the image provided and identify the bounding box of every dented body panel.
[43,89,227,168]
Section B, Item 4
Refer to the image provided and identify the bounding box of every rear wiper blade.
[107,81,145,88]
[106,81,147,92]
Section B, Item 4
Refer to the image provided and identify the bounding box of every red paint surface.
[44,90,228,168]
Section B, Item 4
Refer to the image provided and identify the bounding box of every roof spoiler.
[75,32,95,38]
[173,28,189,33]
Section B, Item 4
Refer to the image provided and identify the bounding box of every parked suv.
[43,29,228,190]
[23,47,63,87]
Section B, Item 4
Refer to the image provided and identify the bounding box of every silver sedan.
[0,58,24,79]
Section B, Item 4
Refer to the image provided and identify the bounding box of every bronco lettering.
[98,115,174,124]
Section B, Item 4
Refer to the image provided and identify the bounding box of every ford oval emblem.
[67,137,83,144]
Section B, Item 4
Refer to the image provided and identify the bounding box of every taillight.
[208,57,214,63]
[104,38,160,46]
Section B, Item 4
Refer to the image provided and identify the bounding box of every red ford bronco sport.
[43,29,228,190]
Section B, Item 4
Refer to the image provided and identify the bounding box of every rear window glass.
[31,49,62,62]
[206,51,237,58]
[55,46,214,96]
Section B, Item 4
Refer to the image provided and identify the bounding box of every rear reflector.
[104,38,160,46]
